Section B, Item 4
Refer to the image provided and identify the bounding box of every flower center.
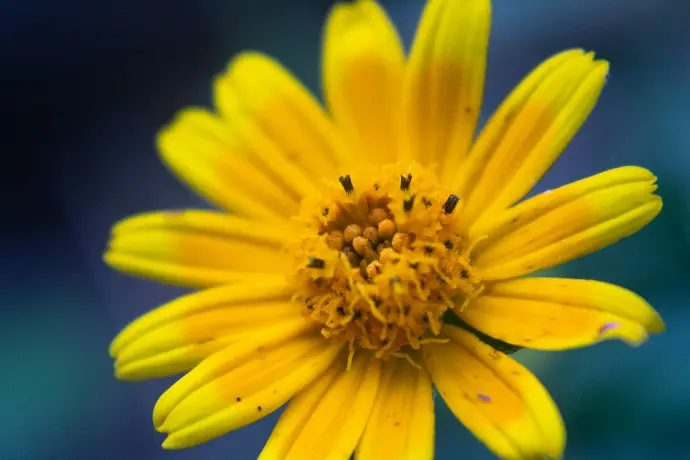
[288,163,482,365]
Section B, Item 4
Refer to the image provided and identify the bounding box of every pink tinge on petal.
[476,393,492,403]
[598,322,620,335]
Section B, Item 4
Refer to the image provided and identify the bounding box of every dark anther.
[444,240,453,249]
[236,397,241,402]
[422,315,429,323]
[460,269,469,279]
[307,256,325,269]
[403,305,410,315]
[382,339,389,345]
[373,183,380,191]
[353,310,362,319]
[400,173,412,191]
[372,296,382,306]
[339,175,354,194]
[403,194,416,213]
[322,207,329,217]
[389,276,401,285]
[421,196,431,208]
[424,246,434,254]
[336,306,345,316]
[443,194,460,213]
[257,406,262,412]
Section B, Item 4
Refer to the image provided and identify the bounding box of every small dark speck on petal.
[477,393,492,402]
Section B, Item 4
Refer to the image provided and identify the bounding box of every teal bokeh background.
[2,0,689,459]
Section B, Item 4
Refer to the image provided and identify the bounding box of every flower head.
[106,0,664,458]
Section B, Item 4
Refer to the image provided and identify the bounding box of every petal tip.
[102,250,117,270]
[595,59,610,76]
[161,435,183,450]
[113,364,137,382]
[108,337,119,358]
[153,402,171,431]
[647,313,666,335]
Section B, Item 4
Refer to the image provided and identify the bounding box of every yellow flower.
[105,0,665,458]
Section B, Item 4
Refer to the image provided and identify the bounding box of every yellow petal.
[215,52,350,176]
[454,50,609,225]
[259,352,381,460]
[258,358,343,460]
[109,278,292,357]
[213,70,320,200]
[402,0,490,184]
[459,277,664,350]
[423,326,565,459]
[356,359,434,460]
[157,109,297,222]
[114,304,314,381]
[472,167,661,280]
[104,210,290,287]
[157,334,344,449]
[323,0,404,164]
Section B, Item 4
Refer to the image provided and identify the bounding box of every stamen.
[307,256,325,269]
[339,175,354,194]
[403,194,416,213]
[400,173,412,191]
[443,194,460,213]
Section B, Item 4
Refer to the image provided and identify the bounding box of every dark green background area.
[2,0,688,459]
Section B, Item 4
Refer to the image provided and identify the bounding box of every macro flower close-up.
[103,0,666,459]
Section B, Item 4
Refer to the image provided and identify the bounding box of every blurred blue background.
[3,0,689,459]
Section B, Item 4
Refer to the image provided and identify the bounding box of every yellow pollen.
[289,163,483,363]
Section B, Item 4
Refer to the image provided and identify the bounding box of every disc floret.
[289,163,482,363]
